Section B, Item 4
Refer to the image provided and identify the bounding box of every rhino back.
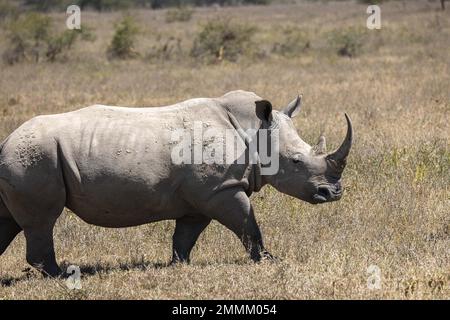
[0,98,236,227]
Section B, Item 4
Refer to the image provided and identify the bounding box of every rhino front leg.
[23,224,61,277]
[171,215,211,264]
[204,188,273,262]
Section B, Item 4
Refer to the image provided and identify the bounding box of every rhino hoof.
[261,251,280,263]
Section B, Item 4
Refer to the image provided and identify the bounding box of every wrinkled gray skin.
[0,90,352,277]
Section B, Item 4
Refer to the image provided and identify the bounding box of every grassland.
[0,1,449,299]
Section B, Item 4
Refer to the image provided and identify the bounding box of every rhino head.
[258,95,353,204]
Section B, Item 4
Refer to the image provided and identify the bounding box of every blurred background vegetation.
[2,0,273,12]
[2,0,446,65]
[2,0,446,12]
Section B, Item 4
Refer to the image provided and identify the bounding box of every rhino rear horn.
[314,135,327,155]
[328,113,353,167]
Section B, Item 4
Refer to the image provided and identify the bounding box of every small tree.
[328,27,365,58]
[2,12,94,65]
[191,19,256,63]
[108,16,139,59]
[46,29,94,62]
[272,26,310,57]
[2,13,52,64]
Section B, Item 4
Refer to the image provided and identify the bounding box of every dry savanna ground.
[0,1,449,299]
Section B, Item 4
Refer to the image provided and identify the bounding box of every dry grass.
[0,1,449,299]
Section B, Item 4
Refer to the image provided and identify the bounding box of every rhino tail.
[0,143,22,252]
[0,197,22,255]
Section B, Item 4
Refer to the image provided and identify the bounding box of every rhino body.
[0,91,352,276]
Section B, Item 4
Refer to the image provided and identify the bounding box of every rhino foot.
[250,250,279,263]
[261,251,280,262]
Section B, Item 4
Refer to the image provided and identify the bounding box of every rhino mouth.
[312,194,328,203]
[312,186,341,203]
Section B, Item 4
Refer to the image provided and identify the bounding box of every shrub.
[108,16,140,59]
[0,0,20,22]
[46,27,95,62]
[191,19,256,63]
[328,27,365,58]
[2,12,95,65]
[165,6,194,23]
[46,30,79,62]
[147,36,183,61]
[272,25,310,57]
[2,13,52,64]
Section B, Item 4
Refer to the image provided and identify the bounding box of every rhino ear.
[282,95,302,118]
[255,100,273,122]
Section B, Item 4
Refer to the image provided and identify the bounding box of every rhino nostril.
[317,187,331,199]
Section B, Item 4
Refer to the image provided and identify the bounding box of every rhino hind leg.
[171,215,211,264]
[202,188,274,262]
[2,180,66,277]
[0,217,22,256]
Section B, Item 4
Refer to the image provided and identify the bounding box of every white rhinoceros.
[0,90,352,276]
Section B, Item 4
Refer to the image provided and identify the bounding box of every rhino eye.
[293,158,301,164]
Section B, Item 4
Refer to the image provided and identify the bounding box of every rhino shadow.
[0,268,36,287]
[75,260,168,276]
[0,260,167,287]
[0,258,267,287]
[1,275,30,287]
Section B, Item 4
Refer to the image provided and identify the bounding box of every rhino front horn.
[328,113,353,166]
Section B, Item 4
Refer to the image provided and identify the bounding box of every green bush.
[272,25,310,57]
[2,12,94,65]
[2,13,52,64]
[108,16,140,59]
[0,0,20,22]
[147,36,183,61]
[328,27,365,58]
[165,6,194,23]
[46,27,95,62]
[191,19,256,63]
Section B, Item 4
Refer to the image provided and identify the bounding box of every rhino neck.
[224,107,268,196]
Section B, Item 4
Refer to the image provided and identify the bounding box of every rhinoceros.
[0,90,352,277]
